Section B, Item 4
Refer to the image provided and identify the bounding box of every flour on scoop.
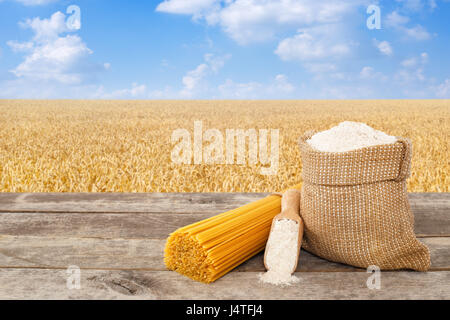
[259,219,299,286]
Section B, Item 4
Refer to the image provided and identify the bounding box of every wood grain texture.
[0,192,448,299]
[0,192,268,213]
[0,192,448,214]
[0,194,448,238]
[0,210,448,240]
[0,269,448,300]
[0,236,447,271]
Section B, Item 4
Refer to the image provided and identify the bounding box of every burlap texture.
[298,131,430,271]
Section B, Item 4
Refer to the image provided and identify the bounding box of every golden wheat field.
[0,99,448,192]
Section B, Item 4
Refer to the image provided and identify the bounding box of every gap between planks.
[0,236,448,272]
[0,193,447,214]
[0,210,448,238]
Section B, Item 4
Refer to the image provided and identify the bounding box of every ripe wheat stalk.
[0,99,448,192]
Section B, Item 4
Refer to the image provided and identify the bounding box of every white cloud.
[180,53,230,97]
[395,68,426,83]
[385,11,410,28]
[181,63,209,96]
[401,57,417,68]
[303,63,337,73]
[428,0,437,10]
[275,26,351,62]
[395,0,436,12]
[156,0,217,16]
[271,74,295,93]
[157,0,363,45]
[328,72,348,80]
[9,0,58,5]
[401,52,428,68]
[359,66,387,81]
[217,0,358,45]
[19,71,295,99]
[360,66,375,79]
[7,12,99,85]
[421,52,429,62]
[11,35,93,84]
[204,53,231,73]
[157,0,362,78]
[94,83,177,99]
[217,74,295,98]
[1,11,107,98]
[318,86,351,99]
[385,10,431,41]
[20,11,68,41]
[435,79,450,98]
[101,83,148,99]
[148,86,174,99]
[218,79,263,98]
[0,78,99,99]
[394,52,429,88]
[7,40,34,52]
[373,39,393,56]
[403,25,431,40]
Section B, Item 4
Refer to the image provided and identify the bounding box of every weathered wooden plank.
[0,236,165,270]
[0,236,447,271]
[0,212,195,239]
[409,195,450,236]
[0,193,447,214]
[239,237,450,272]
[0,192,268,213]
[420,237,450,269]
[0,201,447,240]
[0,269,448,299]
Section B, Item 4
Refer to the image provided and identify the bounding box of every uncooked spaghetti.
[164,185,300,283]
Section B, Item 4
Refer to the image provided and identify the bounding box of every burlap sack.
[298,131,430,271]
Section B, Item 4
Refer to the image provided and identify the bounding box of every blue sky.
[0,0,449,99]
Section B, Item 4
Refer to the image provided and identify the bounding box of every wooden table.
[0,193,448,300]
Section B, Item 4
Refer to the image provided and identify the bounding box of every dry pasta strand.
[164,185,301,283]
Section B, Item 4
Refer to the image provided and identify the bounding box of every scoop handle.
[280,189,303,273]
[281,189,301,220]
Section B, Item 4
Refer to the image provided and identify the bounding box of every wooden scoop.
[264,189,304,273]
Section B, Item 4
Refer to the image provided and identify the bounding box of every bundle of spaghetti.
[164,184,301,283]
